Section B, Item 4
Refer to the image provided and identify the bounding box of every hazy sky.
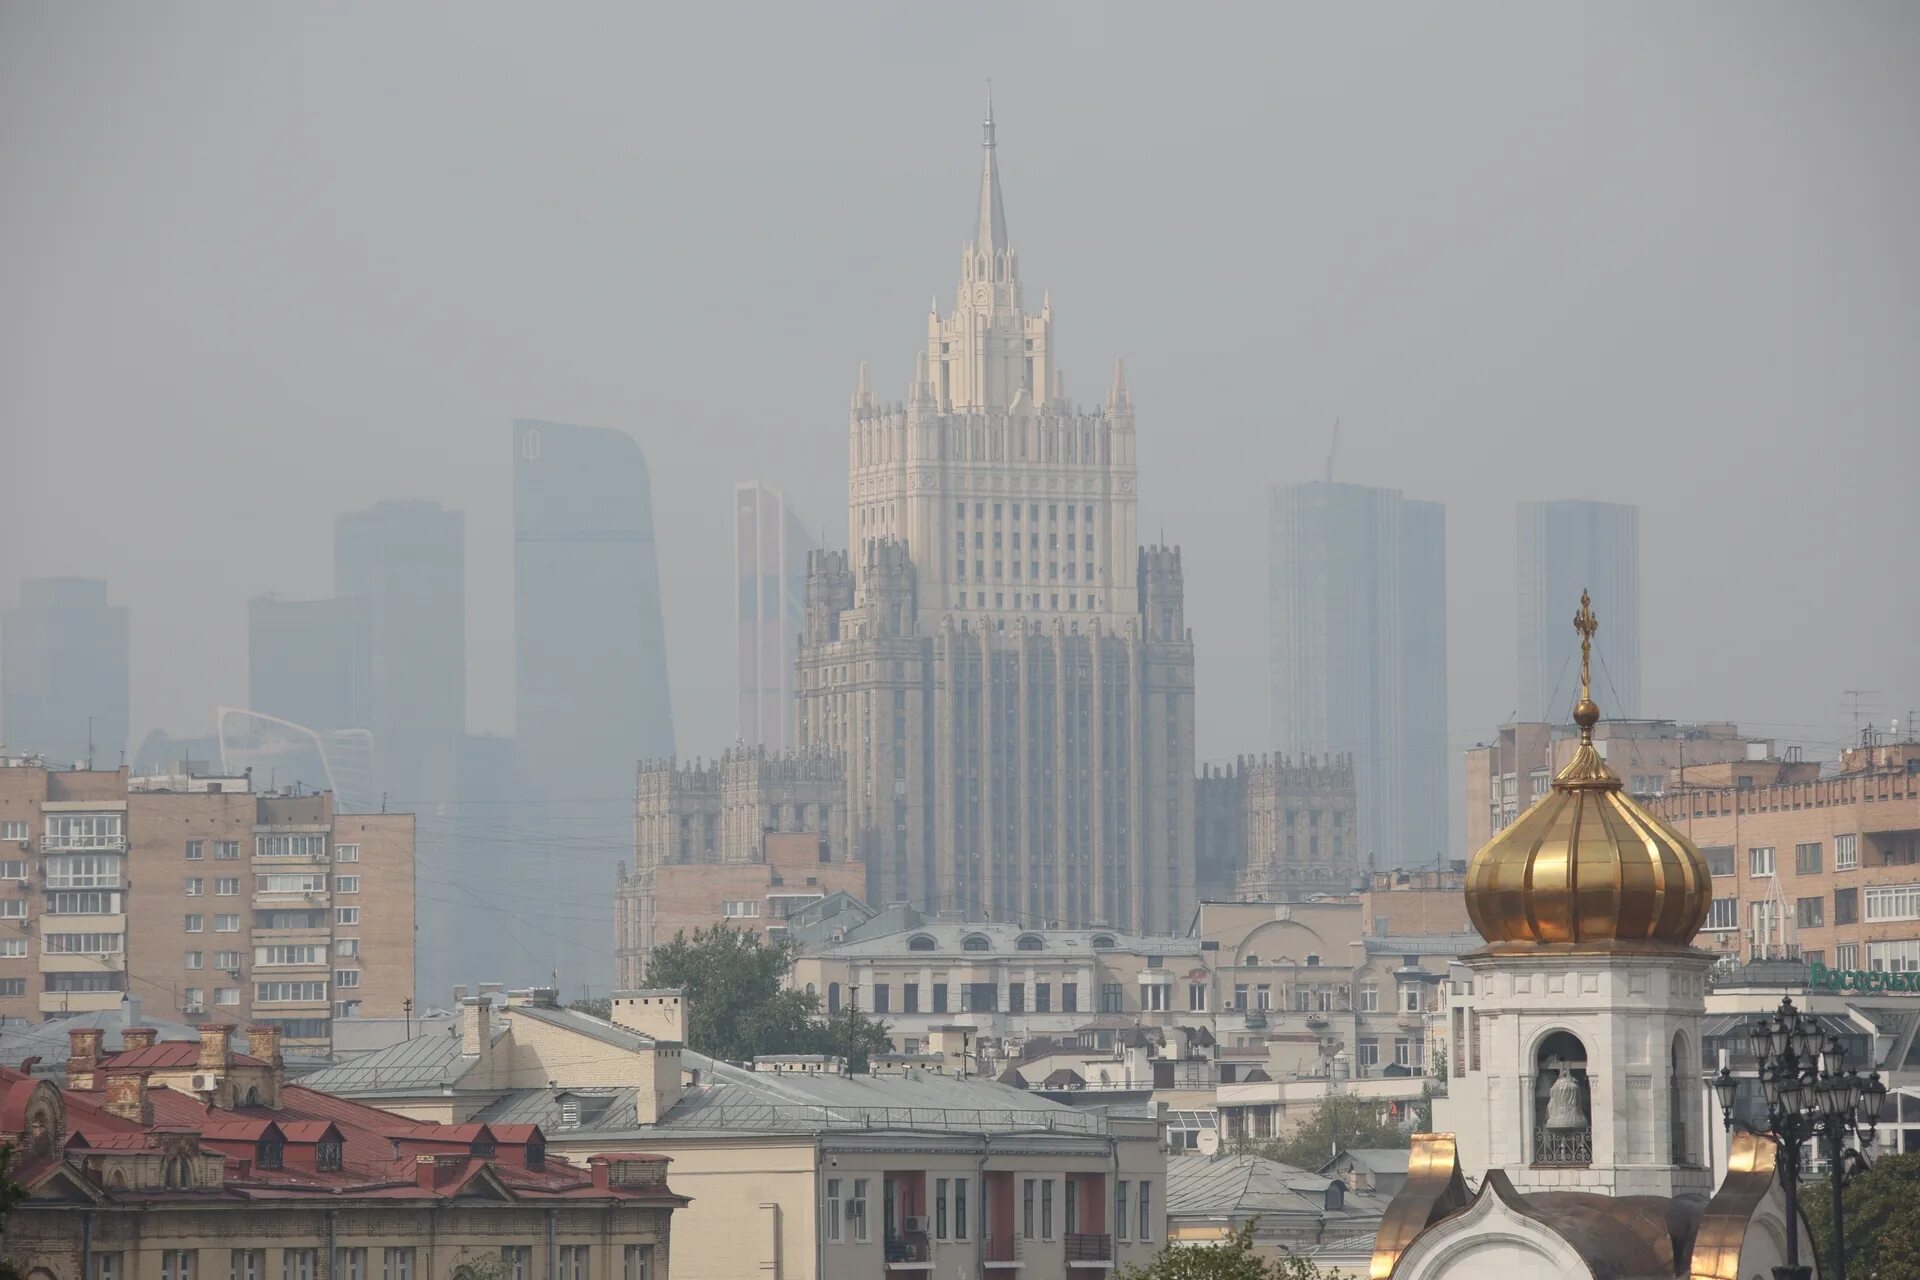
[4,2,1917,783]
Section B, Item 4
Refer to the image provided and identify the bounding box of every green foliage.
[643,926,892,1070]
[1804,1149,1920,1279]
[1115,1221,1340,1279]
[567,997,611,1020]
[0,1141,27,1280]
[1261,1093,1410,1170]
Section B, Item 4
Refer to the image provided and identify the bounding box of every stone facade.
[1195,754,1360,902]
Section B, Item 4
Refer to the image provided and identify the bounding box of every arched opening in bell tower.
[1531,1029,1592,1167]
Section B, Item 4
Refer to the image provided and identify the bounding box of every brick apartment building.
[1648,739,1920,970]
[0,755,413,1053]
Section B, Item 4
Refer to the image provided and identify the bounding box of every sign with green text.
[1808,961,1920,993]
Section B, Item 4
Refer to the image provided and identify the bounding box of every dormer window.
[526,1140,546,1171]
[962,934,991,952]
[1015,934,1044,952]
[256,1135,284,1170]
[908,934,937,952]
[315,1139,342,1172]
[560,1099,581,1128]
[471,1139,496,1159]
[164,1156,191,1189]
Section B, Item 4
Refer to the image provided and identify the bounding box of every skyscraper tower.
[735,481,816,747]
[796,104,1196,933]
[1517,499,1640,721]
[0,578,129,769]
[514,419,674,989]
[1268,481,1448,871]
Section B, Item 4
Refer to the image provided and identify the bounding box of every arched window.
[163,1156,191,1189]
[908,935,938,952]
[1015,934,1044,952]
[1532,1030,1592,1167]
[1670,1033,1692,1165]
[1091,935,1116,950]
[962,934,991,952]
[828,982,841,1014]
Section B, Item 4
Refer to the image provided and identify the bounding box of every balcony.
[39,989,122,1014]
[884,1232,931,1269]
[984,1232,1020,1268]
[1397,1010,1429,1030]
[1064,1233,1113,1266]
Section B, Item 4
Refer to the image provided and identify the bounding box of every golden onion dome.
[1464,591,1712,949]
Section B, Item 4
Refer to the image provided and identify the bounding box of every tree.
[567,997,611,1020]
[1116,1222,1340,1279]
[643,926,891,1069]
[0,1141,28,1280]
[1262,1093,1410,1170]
[1803,1149,1920,1279]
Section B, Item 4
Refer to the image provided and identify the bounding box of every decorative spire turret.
[1573,588,1599,741]
[975,86,1008,256]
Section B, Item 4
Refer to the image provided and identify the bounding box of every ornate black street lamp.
[1709,995,1888,1280]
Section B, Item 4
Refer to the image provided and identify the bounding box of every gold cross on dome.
[1573,589,1598,701]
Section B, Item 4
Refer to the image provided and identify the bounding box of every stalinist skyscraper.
[796,102,1196,933]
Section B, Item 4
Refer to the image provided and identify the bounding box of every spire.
[974,88,1009,255]
[851,361,873,412]
[1107,358,1131,412]
[1572,588,1600,743]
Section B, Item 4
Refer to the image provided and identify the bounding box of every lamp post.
[1709,995,1888,1280]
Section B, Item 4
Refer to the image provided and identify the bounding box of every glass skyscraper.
[1517,500,1641,722]
[1,578,129,769]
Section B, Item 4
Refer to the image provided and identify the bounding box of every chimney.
[67,1027,104,1090]
[246,1025,284,1065]
[104,1070,152,1125]
[587,1155,611,1190]
[414,1153,463,1190]
[610,989,685,1043]
[452,984,469,1004]
[120,1027,157,1053]
[461,997,495,1086]
[197,1023,232,1072]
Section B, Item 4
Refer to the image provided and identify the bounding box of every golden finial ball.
[1573,698,1600,729]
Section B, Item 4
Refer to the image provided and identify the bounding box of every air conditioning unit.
[190,1072,222,1093]
[14,840,27,851]
[904,1216,929,1235]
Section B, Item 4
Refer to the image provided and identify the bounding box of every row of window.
[134,1245,653,1280]
[859,980,1128,1015]
[956,501,1097,524]
[822,1176,1152,1245]
[954,558,1098,584]
[1702,883,1920,933]
[949,590,1101,612]
[1707,836,1861,878]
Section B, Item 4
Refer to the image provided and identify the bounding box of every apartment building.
[4,1024,681,1280]
[1194,753,1360,904]
[1648,740,1920,970]
[1466,718,1766,853]
[0,756,413,1053]
[615,830,864,988]
[302,986,1165,1280]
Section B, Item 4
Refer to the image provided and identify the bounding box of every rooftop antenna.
[1843,690,1881,743]
[86,717,95,771]
[1324,418,1341,484]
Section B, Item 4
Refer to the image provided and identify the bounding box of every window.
[215,915,240,932]
[954,1177,968,1240]
[1868,940,1920,973]
[0,978,21,997]
[0,939,25,958]
[45,933,123,954]
[47,891,114,914]
[334,843,359,862]
[1837,834,1859,871]
[1395,1037,1414,1066]
[283,1250,315,1280]
[215,987,239,1008]
[1706,898,1738,931]
[1116,1181,1129,1242]
[46,854,121,888]
[1797,897,1825,929]
[0,900,22,919]
[1749,846,1776,877]
[333,876,360,894]
[1795,842,1823,875]
[1868,886,1920,923]
[0,822,24,841]
[1836,943,1861,970]
[230,1252,264,1280]
[1022,1177,1036,1239]
[497,1249,528,1280]
[336,938,360,957]
[1255,984,1271,1011]
[962,933,991,951]
[336,907,359,925]
[871,983,889,1013]
[1703,846,1736,877]
[555,1249,586,1280]
[335,970,361,988]
[214,841,240,860]
[184,950,205,969]
[1358,983,1379,1012]
[316,1137,343,1171]
[45,814,123,850]
[185,913,203,933]
[1041,1178,1055,1238]
[256,981,327,1002]
[257,833,327,859]
[1188,981,1207,1011]
[185,878,205,896]
[1357,1039,1380,1069]
[932,982,948,1013]
[1037,982,1053,1013]
[826,1178,842,1243]
[186,841,205,860]
[850,1178,870,1242]
[255,873,327,894]
[1836,888,1859,926]
[216,878,239,896]
[721,900,759,918]
[1401,984,1423,1012]
[0,860,22,879]
[1138,1180,1152,1241]
[621,1246,652,1280]
[183,988,204,1012]
[163,1251,198,1280]
[256,946,326,969]
[1100,982,1124,1013]
[937,1176,949,1239]
[216,950,242,969]
[1062,982,1077,1012]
